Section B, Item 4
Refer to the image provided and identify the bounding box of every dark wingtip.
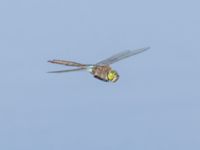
[144,46,150,50]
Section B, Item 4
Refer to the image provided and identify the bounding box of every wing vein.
[96,47,150,65]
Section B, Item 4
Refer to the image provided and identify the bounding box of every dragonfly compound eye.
[108,70,119,82]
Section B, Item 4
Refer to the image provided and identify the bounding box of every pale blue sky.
[0,0,200,150]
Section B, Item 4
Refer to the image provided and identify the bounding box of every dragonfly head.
[107,70,119,82]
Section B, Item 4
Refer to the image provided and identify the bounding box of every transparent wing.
[47,68,86,73]
[48,60,87,67]
[96,47,150,65]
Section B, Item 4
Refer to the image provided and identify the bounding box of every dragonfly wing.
[96,47,150,65]
[47,68,86,73]
[48,60,87,67]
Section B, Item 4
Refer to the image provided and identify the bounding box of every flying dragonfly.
[48,47,150,82]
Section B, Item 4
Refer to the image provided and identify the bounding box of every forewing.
[96,47,150,65]
[47,68,86,73]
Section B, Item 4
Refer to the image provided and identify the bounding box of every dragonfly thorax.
[91,66,119,83]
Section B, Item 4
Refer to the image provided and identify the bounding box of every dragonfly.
[48,47,150,82]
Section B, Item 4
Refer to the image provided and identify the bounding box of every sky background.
[0,0,200,150]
